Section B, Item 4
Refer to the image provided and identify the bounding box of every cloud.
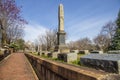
[24,23,48,42]
[66,16,113,42]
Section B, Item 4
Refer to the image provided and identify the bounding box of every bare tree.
[93,34,110,51]
[76,38,92,50]
[101,21,117,40]
[45,29,57,50]
[37,29,57,51]
[0,0,27,46]
[67,38,93,50]
[6,23,24,44]
[67,41,77,50]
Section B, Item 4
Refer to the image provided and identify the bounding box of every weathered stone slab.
[108,50,120,54]
[47,52,59,58]
[58,53,77,62]
[81,54,120,74]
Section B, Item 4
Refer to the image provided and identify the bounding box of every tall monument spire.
[55,4,70,53]
[58,4,64,32]
[57,3,66,46]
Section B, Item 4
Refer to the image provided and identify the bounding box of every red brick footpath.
[0,53,38,80]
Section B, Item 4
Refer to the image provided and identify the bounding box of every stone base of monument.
[47,52,59,58]
[60,48,70,53]
[80,54,120,74]
[58,53,77,63]
[54,45,70,53]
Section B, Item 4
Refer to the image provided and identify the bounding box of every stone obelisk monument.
[58,4,66,45]
[53,4,77,62]
[55,4,69,53]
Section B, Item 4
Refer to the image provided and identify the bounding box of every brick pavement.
[0,53,38,80]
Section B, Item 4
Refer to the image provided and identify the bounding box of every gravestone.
[47,52,59,58]
[81,54,120,74]
[79,50,89,54]
[58,53,77,62]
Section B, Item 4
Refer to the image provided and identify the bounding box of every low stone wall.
[0,50,11,61]
[25,53,120,80]
[0,54,4,61]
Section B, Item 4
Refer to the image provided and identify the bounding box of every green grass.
[29,52,86,66]
[69,54,85,66]
[77,54,85,59]
[70,60,81,65]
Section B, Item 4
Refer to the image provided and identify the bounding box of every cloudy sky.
[16,0,120,42]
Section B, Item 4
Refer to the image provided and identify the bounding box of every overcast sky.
[16,0,120,42]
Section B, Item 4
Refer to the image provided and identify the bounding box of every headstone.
[47,52,59,58]
[79,50,89,54]
[80,54,120,74]
[58,53,77,63]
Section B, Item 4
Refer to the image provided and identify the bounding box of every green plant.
[70,60,81,65]
[9,43,19,51]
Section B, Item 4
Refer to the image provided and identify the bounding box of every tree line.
[35,10,120,52]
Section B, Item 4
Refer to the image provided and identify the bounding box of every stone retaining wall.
[0,50,11,61]
[25,53,120,80]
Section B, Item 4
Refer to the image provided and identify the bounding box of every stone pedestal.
[58,53,77,63]
[54,44,70,53]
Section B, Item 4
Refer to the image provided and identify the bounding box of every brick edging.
[25,53,39,80]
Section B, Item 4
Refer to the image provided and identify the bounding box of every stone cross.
[58,4,64,32]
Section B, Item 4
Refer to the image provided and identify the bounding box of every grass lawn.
[29,52,86,66]
[70,53,85,66]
